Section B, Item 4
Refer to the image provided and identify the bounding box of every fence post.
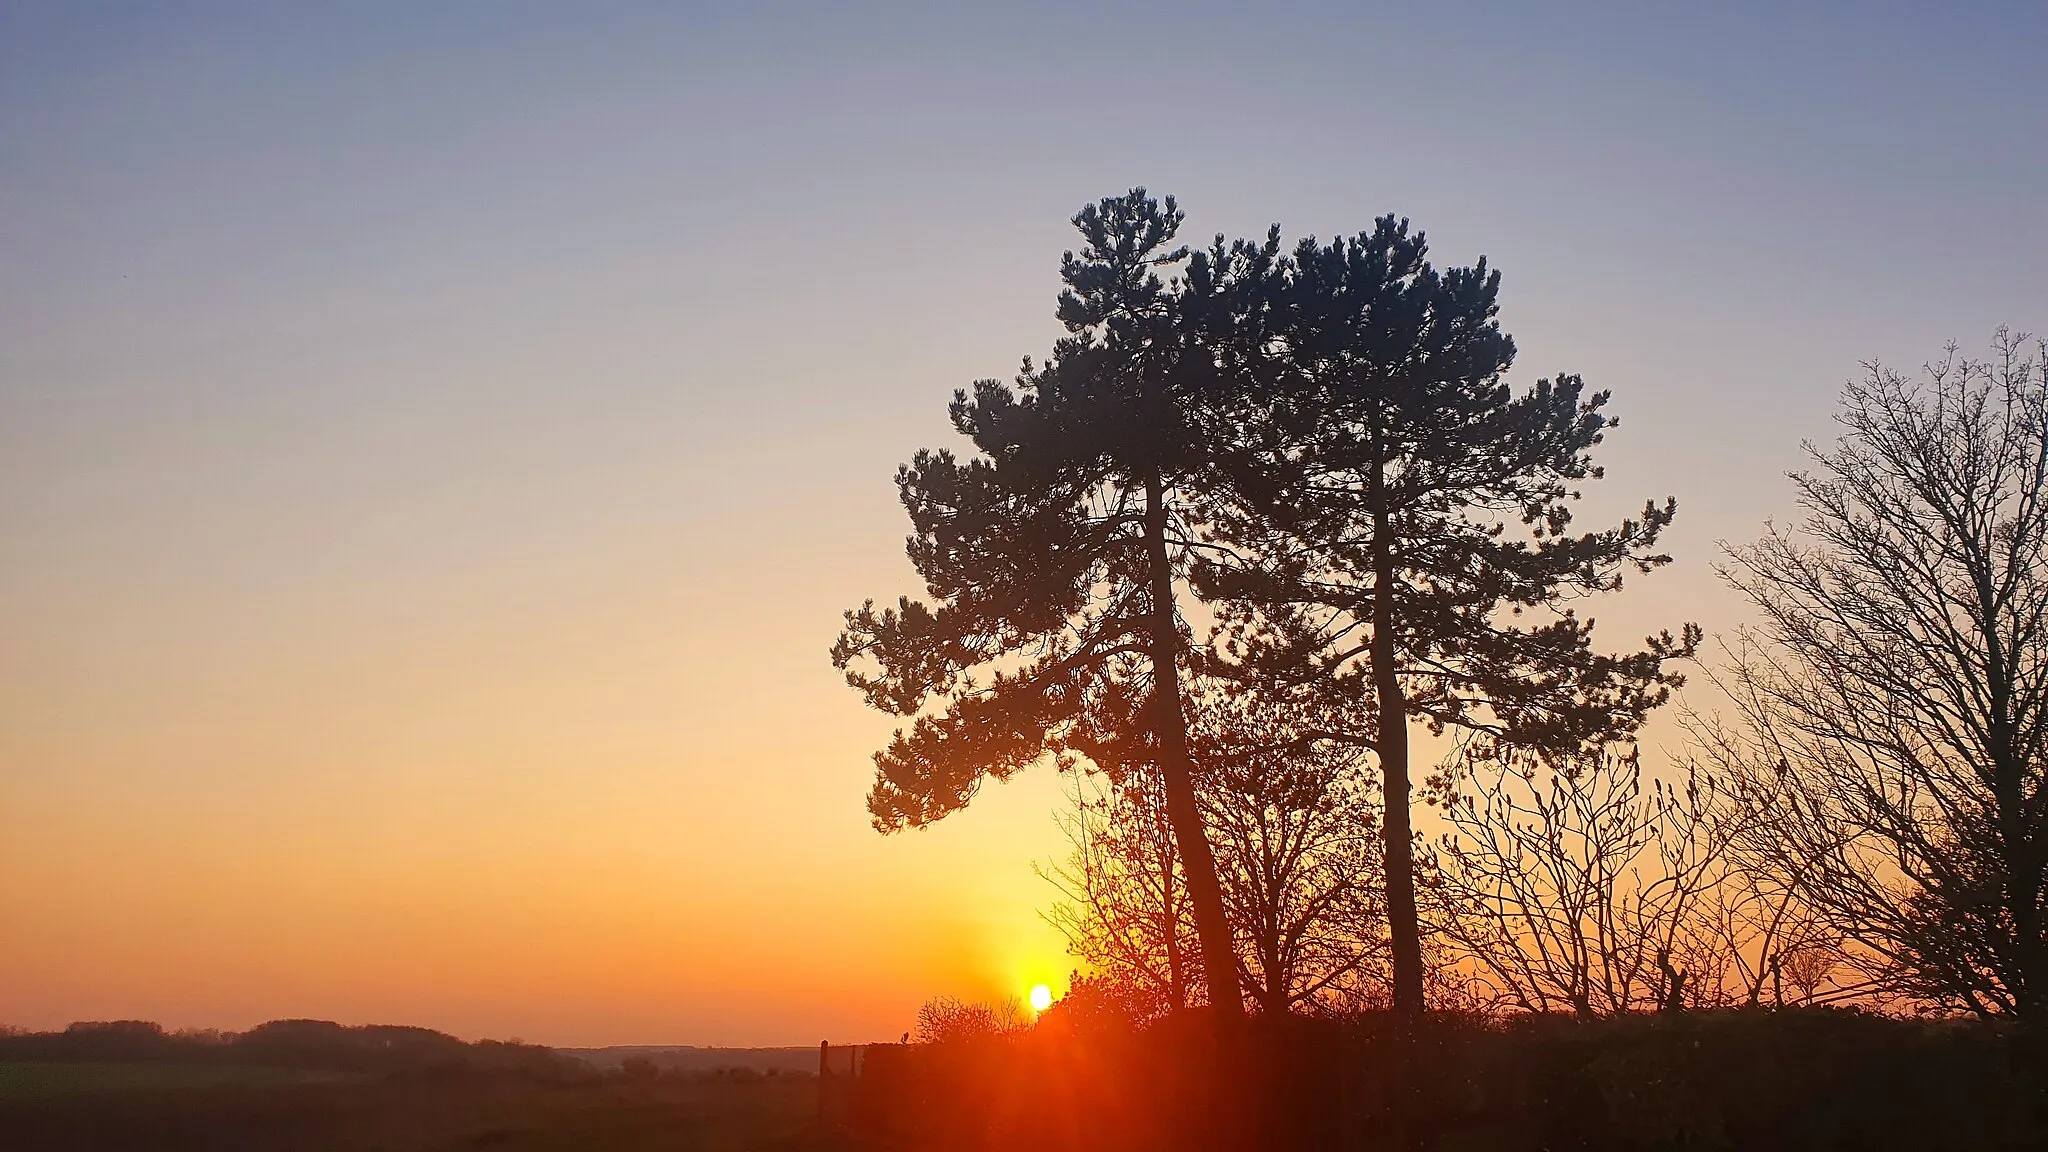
[818,1041,830,1118]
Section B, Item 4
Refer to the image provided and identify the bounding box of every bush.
[914,996,1025,1045]
[851,1009,2048,1151]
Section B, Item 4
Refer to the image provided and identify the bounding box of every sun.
[1028,983,1054,1013]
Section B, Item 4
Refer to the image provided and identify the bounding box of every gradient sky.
[3,1,2043,1047]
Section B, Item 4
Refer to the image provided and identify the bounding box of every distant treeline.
[0,1019,572,1076]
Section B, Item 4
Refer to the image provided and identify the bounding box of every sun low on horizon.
[3,3,2041,1055]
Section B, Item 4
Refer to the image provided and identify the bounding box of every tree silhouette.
[1201,217,1696,1014]
[1433,743,1725,1017]
[1703,330,2048,1016]
[1042,761,1199,1019]
[1044,681,1390,1018]
[1197,685,1389,1016]
[832,190,1255,1016]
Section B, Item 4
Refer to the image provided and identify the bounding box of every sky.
[2,1,2044,1047]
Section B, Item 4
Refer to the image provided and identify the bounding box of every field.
[0,1062,348,1100]
[0,1064,844,1152]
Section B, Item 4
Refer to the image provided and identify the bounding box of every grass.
[0,1065,850,1151]
[0,1061,348,1100]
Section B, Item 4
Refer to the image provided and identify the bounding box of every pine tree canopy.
[831,190,1251,831]
[1200,215,1697,755]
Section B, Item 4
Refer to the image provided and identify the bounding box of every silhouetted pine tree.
[1200,217,1698,1014]
[832,190,1261,1016]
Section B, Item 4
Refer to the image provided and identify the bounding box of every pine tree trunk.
[1144,471,1244,1017]
[1370,452,1425,1017]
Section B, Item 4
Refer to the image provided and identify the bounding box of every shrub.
[914,996,1024,1044]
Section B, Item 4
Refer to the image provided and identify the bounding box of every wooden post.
[818,1041,829,1118]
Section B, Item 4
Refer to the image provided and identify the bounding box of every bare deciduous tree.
[1043,686,1390,1017]
[914,996,1028,1044]
[1685,840,1845,1008]
[1198,693,1389,1015]
[1431,745,1725,1016]
[1704,330,2048,1017]
[1042,760,1200,1020]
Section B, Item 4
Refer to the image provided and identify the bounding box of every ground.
[0,1063,849,1152]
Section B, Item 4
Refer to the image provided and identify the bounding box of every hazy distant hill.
[553,1045,821,1074]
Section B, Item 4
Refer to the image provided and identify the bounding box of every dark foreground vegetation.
[850,1009,2048,1152]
